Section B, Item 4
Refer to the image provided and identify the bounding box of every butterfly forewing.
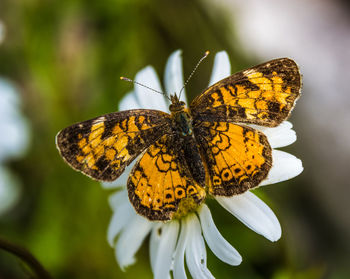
[190,58,301,127]
[56,110,171,181]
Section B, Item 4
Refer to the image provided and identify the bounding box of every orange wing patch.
[194,121,272,196]
[128,134,206,221]
[56,110,170,181]
[190,58,301,127]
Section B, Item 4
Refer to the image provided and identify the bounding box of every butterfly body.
[56,58,301,221]
[168,95,207,188]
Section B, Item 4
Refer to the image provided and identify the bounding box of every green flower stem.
[0,236,52,279]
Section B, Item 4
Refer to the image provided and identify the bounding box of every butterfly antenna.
[120,77,171,101]
[179,50,210,100]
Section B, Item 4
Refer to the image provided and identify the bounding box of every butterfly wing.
[128,134,206,221]
[56,109,171,181]
[190,58,301,127]
[194,121,272,196]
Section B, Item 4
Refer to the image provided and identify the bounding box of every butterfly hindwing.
[190,58,301,127]
[56,110,171,181]
[194,121,272,196]
[127,134,206,221]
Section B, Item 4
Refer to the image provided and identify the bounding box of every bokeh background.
[1,0,350,278]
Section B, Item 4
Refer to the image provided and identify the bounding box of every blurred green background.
[0,0,350,278]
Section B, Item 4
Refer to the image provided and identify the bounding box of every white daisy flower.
[104,50,303,278]
[0,78,30,215]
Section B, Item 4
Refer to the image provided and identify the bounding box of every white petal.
[134,66,168,111]
[115,214,153,270]
[118,91,141,111]
[108,189,128,210]
[164,49,186,104]
[173,219,188,279]
[208,51,231,86]
[198,205,242,266]
[150,223,162,273]
[150,221,179,279]
[216,191,281,242]
[107,199,134,246]
[101,180,124,190]
[185,214,215,279]
[250,121,296,148]
[107,190,136,246]
[260,150,303,186]
[101,160,137,189]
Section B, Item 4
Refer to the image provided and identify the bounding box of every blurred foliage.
[0,0,341,278]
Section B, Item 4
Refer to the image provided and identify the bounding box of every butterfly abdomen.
[171,110,206,187]
[181,136,206,186]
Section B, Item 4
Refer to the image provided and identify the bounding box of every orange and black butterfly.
[56,57,301,221]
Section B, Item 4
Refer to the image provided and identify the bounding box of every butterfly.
[56,57,301,221]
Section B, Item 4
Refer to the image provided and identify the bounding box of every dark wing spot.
[268,101,280,113]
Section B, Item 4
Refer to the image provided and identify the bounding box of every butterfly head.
[169,94,186,112]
